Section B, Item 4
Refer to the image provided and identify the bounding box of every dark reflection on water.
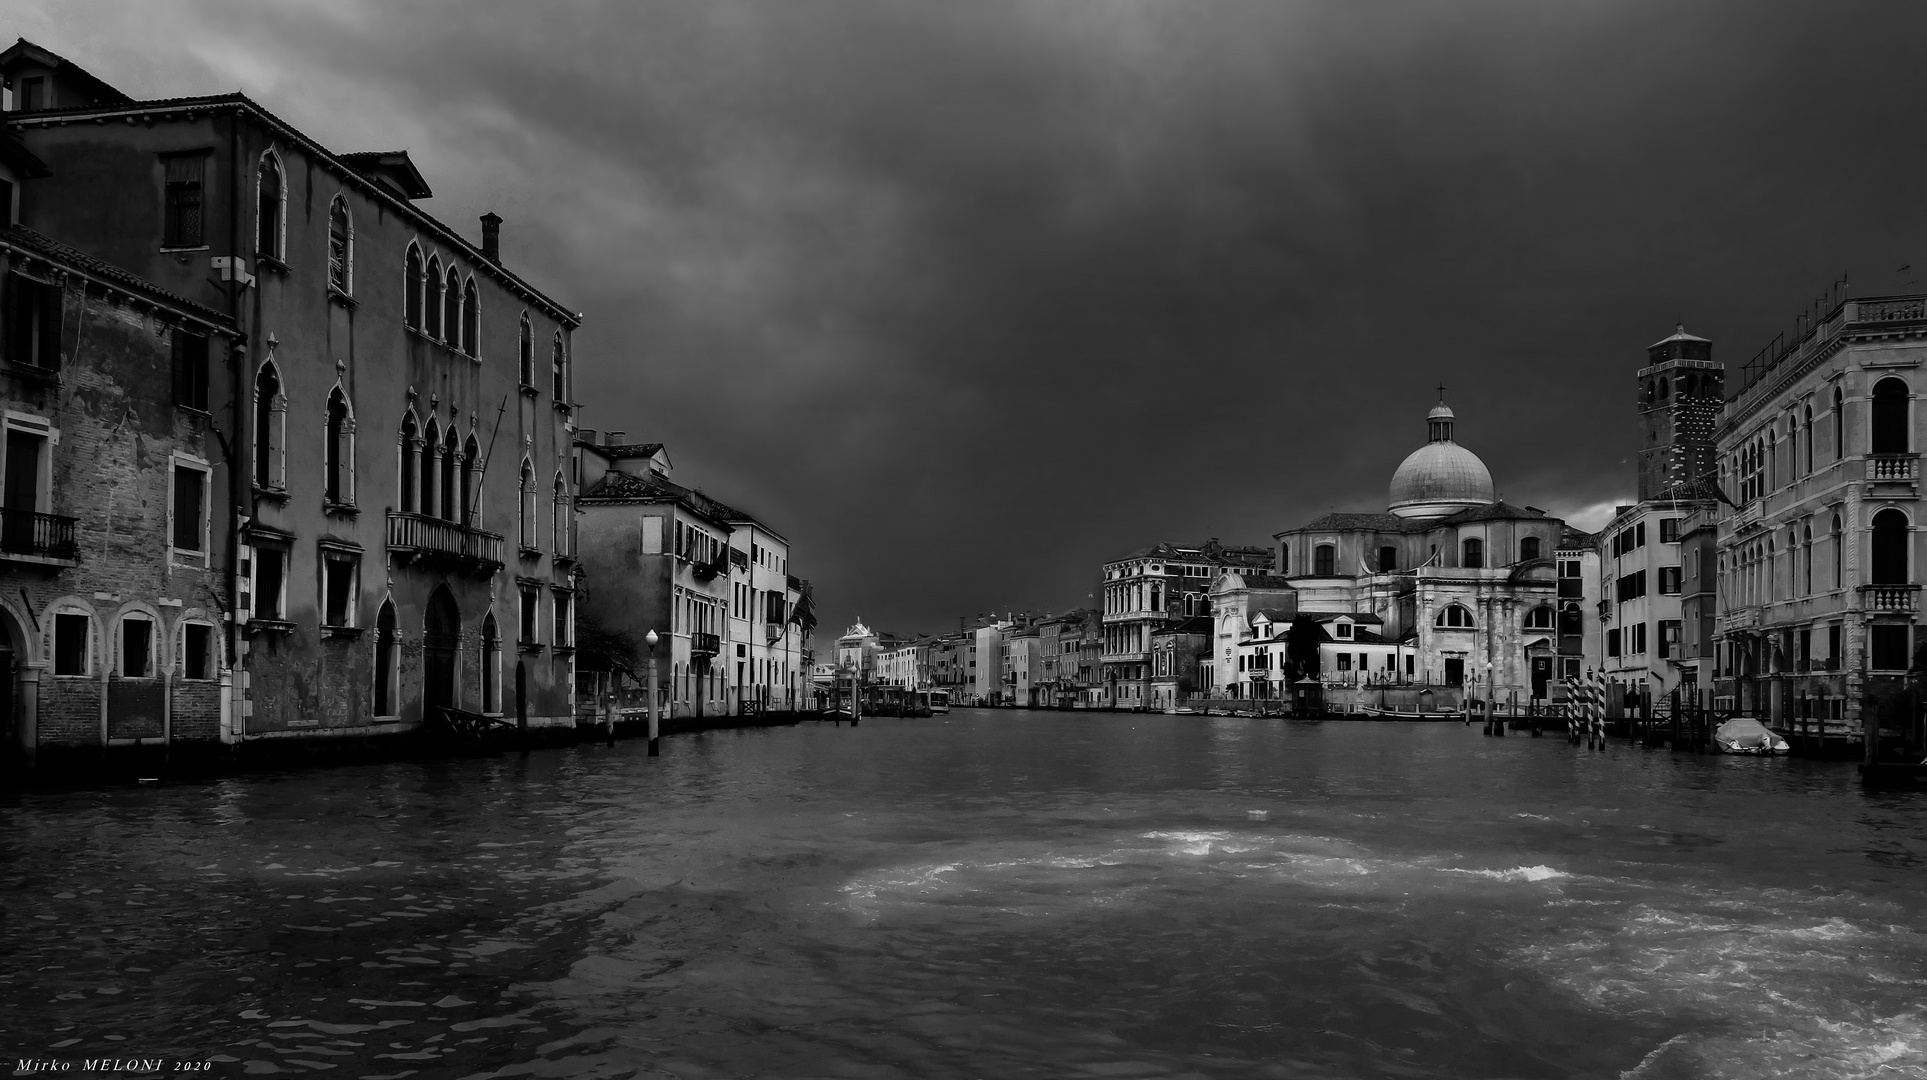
[3,712,1926,1078]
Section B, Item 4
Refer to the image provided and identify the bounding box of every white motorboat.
[1713,718,1790,755]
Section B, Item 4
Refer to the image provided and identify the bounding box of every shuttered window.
[4,273,62,370]
[162,152,207,248]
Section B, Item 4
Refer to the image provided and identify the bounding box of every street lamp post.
[645,629,660,757]
[1485,661,1499,736]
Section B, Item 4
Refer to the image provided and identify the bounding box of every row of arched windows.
[1723,508,1909,609]
[255,149,569,400]
[252,360,357,505]
[1729,380,1909,504]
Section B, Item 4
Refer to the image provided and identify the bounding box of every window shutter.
[1,273,22,365]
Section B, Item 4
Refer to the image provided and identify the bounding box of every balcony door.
[423,585,460,719]
[2,429,42,553]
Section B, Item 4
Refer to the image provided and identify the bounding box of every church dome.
[1388,402,1494,519]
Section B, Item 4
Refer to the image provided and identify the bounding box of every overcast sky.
[22,1,1927,642]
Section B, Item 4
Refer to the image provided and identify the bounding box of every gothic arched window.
[327,196,352,293]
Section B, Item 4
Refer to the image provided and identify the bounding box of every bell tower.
[1637,325,1723,502]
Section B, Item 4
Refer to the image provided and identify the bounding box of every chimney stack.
[480,212,502,263]
[577,428,598,446]
[604,430,626,446]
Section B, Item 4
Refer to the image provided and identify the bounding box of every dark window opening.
[324,552,357,627]
[255,547,286,621]
[183,623,212,680]
[122,618,152,677]
[172,330,208,410]
[1872,624,1910,671]
[4,273,63,370]
[1462,537,1484,569]
[1871,508,1909,585]
[1871,378,1909,455]
[257,155,282,258]
[172,465,204,552]
[53,612,87,676]
[1314,544,1335,576]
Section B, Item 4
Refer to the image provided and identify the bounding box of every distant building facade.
[1272,403,1574,704]
[1102,540,1270,707]
[1711,291,1927,750]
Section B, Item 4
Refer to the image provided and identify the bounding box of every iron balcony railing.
[690,631,722,658]
[386,511,504,569]
[0,507,79,562]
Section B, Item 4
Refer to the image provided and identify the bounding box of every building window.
[253,362,286,490]
[53,612,89,676]
[1871,378,1909,455]
[463,436,481,527]
[253,546,288,621]
[439,427,459,521]
[1379,546,1397,572]
[4,272,64,370]
[1832,513,1843,590]
[1833,387,1846,460]
[420,419,440,519]
[1659,518,1680,543]
[553,591,572,647]
[1659,619,1681,660]
[399,413,420,512]
[257,152,284,260]
[1523,606,1555,630]
[1804,403,1815,474]
[1871,508,1909,585]
[181,623,214,680]
[461,277,480,358]
[170,460,208,556]
[405,244,424,330]
[325,386,355,506]
[520,584,540,645]
[1658,566,1681,595]
[16,76,44,111]
[322,550,359,628]
[551,333,566,402]
[117,616,154,677]
[518,314,534,386]
[482,613,500,713]
[1435,604,1475,628]
[552,473,569,555]
[1462,537,1484,569]
[1802,522,1813,595]
[1607,628,1621,657]
[374,600,398,717]
[1335,622,1352,639]
[424,255,444,339]
[1314,544,1335,576]
[519,460,537,549]
[162,152,207,248]
[1559,559,1580,578]
[172,329,208,411]
[443,266,461,348]
[1871,624,1910,671]
[1520,537,1540,562]
[327,196,352,293]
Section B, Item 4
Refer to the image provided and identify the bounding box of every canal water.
[3,710,1925,1079]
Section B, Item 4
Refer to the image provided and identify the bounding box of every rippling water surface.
[3,711,1925,1079]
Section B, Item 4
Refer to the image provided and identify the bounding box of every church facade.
[1257,403,1589,704]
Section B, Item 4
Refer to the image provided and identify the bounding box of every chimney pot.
[481,212,502,262]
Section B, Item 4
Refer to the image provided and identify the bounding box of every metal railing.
[386,511,504,565]
[0,507,78,561]
[690,631,721,657]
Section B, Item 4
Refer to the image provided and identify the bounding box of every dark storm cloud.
[25,1,1927,639]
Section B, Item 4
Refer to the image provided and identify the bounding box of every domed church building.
[1251,401,1592,705]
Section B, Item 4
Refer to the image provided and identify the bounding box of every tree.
[1283,618,1323,681]
[575,608,640,677]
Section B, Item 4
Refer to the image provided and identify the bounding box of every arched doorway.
[1871,378,1909,455]
[423,586,460,719]
[1871,508,1909,585]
